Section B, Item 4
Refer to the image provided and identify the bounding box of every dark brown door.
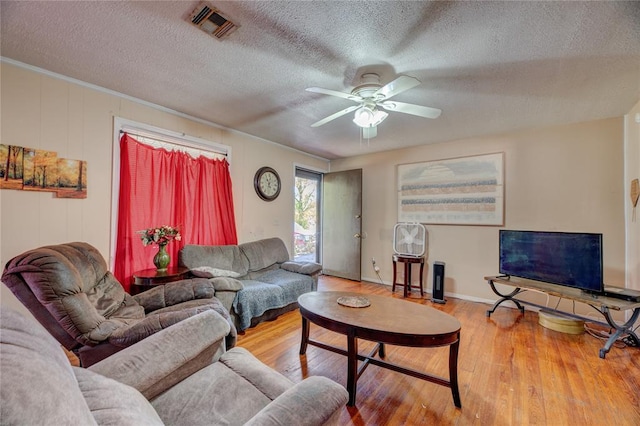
[322,169,362,281]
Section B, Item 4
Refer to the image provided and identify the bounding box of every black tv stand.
[484,275,640,359]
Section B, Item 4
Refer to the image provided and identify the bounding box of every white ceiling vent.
[189,2,237,39]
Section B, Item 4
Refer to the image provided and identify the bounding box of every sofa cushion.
[85,293,145,343]
[233,280,287,331]
[180,244,250,276]
[151,361,273,425]
[75,367,163,425]
[257,269,315,303]
[232,270,314,331]
[0,308,97,425]
[191,266,241,278]
[240,238,290,272]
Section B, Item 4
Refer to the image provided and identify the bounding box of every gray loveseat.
[179,237,322,331]
[0,307,348,425]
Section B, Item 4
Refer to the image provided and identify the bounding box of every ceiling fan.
[306,73,441,138]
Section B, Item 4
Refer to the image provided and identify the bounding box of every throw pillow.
[281,261,322,275]
[191,266,241,278]
[211,277,244,291]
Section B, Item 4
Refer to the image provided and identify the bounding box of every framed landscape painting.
[56,158,87,199]
[397,152,504,226]
[1,144,88,198]
[0,144,24,190]
[22,148,59,192]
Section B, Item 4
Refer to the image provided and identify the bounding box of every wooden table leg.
[299,316,310,355]
[392,259,397,293]
[346,330,358,406]
[404,261,410,297]
[449,333,461,408]
[419,260,425,296]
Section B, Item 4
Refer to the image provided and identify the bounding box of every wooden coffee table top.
[298,291,461,347]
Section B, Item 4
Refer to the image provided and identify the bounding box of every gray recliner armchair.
[1,242,236,366]
[0,307,348,425]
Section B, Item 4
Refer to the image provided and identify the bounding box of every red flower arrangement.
[137,225,181,246]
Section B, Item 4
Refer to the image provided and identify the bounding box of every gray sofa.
[180,237,322,331]
[0,307,348,425]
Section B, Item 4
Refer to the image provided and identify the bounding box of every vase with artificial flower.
[137,225,182,272]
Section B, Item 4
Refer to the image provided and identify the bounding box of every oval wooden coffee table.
[298,291,462,407]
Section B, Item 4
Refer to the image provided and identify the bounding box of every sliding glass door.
[294,168,322,263]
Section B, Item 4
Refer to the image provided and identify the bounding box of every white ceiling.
[2,1,639,159]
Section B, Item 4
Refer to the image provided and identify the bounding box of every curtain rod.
[119,129,228,157]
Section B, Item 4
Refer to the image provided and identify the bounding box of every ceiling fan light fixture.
[353,106,388,128]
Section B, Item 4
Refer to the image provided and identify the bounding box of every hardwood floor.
[237,276,640,425]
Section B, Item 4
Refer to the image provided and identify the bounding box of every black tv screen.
[499,230,604,293]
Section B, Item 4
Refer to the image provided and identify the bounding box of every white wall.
[1,60,635,320]
[330,118,626,315]
[624,100,640,291]
[0,62,329,314]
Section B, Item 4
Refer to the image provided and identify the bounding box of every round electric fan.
[393,222,427,257]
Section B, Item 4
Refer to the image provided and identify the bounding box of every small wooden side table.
[392,255,425,297]
[131,267,190,295]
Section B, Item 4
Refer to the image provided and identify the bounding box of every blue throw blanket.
[232,269,313,330]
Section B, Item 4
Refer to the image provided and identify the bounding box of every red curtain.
[114,133,237,291]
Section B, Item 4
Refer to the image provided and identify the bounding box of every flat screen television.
[499,230,604,294]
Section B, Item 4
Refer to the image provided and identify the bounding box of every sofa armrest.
[133,278,215,312]
[89,310,230,400]
[244,376,348,426]
[281,261,322,276]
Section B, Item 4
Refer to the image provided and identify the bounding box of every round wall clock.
[254,166,281,201]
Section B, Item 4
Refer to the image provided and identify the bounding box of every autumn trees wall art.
[1,144,87,199]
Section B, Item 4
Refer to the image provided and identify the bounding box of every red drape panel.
[114,134,237,291]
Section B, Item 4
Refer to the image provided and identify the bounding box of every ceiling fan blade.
[379,101,442,119]
[311,105,360,127]
[306,87,362,102]
[362,125,377,138]
[374,75,421,100]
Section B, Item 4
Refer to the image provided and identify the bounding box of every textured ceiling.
[2,1,639,159]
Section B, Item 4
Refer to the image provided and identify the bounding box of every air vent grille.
[189,2,237,39]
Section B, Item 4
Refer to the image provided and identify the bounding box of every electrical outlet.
[372,257,380,273]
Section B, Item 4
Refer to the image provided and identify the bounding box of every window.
[111,118,235,290]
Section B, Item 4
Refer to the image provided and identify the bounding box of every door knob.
[354,233,361,239]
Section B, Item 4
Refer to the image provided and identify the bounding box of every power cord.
[371,257,385,286]
[374,269,384,285]
[583,322,637,348]
[623,323,640,347]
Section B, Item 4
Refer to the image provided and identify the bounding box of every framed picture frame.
[397,152,504,226]
[1,143,87,198]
